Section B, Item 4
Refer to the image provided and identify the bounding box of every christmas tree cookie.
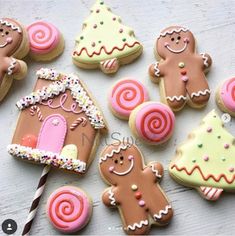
[72,0,143,74]
[169,110,235,201]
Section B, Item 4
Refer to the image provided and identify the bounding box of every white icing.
[7,144,86,173]
[154,62,160,77]
[199,186,223,201]
[200,53,209,67]
[166,95,187,102]
[0,41,8,48]
[7,58,16,75]
[0,19,22,33]
[112,158,134,176]
[99,143,131,163]
[108,188,116,206]
[150,164,162,178]
[127,220,149,231]
[153,205,172,220]
[16,68,105,129]
[165,42,187,53]
[190,89,211,98]
[157,27,188,39]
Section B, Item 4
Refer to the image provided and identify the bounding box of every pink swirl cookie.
[129,102,175,145]
[47,186,92,233]
[216,77,235,116]
[109,78,149,120]
[27,21,64,61]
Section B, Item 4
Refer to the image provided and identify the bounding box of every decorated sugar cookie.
[169,110,235,201]
[216,77,235,117]
[72,0,143,74]
[149,26,212,111]
[109,78,149,120]
[8,68,107,174]
[47,186,92,233]
[0,18,29,101]
[99,143,173,235]
[129,102,175,145]
[27,21,64,61]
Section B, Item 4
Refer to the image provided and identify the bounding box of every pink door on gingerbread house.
[36,114,67,153]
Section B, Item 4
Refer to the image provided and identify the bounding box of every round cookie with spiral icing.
[27,21,64,61]
[47,186,92,233]
[109,78,149,120]
[129,102,175,145]
[216,77,235,117]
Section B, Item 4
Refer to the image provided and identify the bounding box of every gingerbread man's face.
[0,18,23,57]
[156,26,195,59]
[99,144,143,185]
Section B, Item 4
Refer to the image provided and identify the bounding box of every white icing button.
[52,119,59,126]
[131,184,138,191]
[178,62,185,68]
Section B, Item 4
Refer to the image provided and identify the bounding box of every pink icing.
[220,77,235,111]
[27,21,60,54]
[135,103,175,144]
[47,186,91,233]
[36,114,67,153]
[109,78,149,118]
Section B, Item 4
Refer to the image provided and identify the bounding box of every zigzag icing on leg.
[191,89,211,98]
[108,188,116,206]
[200,53,209,67]
[154,62,160,77]
[127,220,149,231]
[166,95,187,102]
[153,205,172,220]
[150,164,162,178]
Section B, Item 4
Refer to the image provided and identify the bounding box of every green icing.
[73,0,142,63]
[169,110,235,190]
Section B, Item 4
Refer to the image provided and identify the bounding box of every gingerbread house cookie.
[8,68,107,174]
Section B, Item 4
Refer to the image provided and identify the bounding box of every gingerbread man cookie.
[0,18,29,101]
[99,143,173,235]
[149,26,212,111]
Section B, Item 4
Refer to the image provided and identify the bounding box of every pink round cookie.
[27,21,64,61]
[47,186,92,233]
[109,78,149,120]
[129,102,175,145]
[217,77,235,116]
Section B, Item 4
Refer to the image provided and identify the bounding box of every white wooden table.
[1,0,235,235]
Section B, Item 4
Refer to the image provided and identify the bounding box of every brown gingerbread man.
[149,26,212,111]
[0,18,29,101]
[99,143,173,235]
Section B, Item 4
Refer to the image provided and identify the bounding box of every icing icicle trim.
[154,62,160,77]
[166,95,187,102]
[171,164,235,184]
[7,58,16,75]
[108,188,116,206]
[16,68,105,129]
[127,220,149,231]
[153,205,172,220]
[200,53,209,67]
[7,144,86,173]
[157,27,188,39]
[99,143,131,163]
[150,164,162,178]
[191,89,211,98]
[0,19,22,33]
[73,42,141,58]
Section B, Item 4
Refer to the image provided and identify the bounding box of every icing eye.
[177,36,181,40]
[171,37,174,41]
[0,29,3,32]
[5,31,9,35]
[120,156,124,160]
[114,160,118,164]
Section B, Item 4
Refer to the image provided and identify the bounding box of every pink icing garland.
[220,77,235,112]
[109,79,149,118]
[135,103,175,144]
[47,186,91,233]
[27,21,60,54]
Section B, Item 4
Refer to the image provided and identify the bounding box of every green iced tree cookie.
[72,0,143,74]
[169,110,235,201]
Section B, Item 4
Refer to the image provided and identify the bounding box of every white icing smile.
[113,158,134,176]
[0,41,8,48]
[165,42,188,53]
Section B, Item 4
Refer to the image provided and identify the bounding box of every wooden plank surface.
[0,0,235,235]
